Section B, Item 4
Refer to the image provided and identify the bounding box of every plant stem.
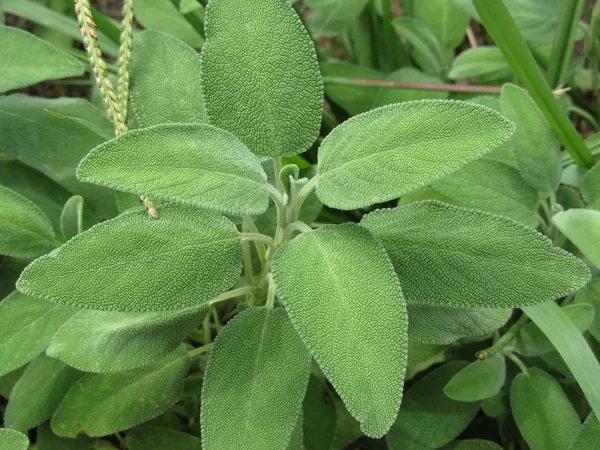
[476,313,529,359]
[242,216,267,266]
[506,352,529,374]
[265,274,276,309]
[321,76,503,94]
[188,343,213,358]
[291,176,318,222]
[239,232,274,248]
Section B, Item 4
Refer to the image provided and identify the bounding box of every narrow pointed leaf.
[444,355,506,402]
[201,307,311,450]
[60,195,84,241]
[317,101,515,210]
[552,209,600,268]
[392,18,443,76]
[0,429,28,450]
[77,123,270,216]
[272,224,408,438]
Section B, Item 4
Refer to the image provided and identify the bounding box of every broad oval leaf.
[552,209,600,269]
[52,347,189,437]
[126,427,202,450]
[510,367,581,450]
[200,0,323,157]
[443,355,506,402]
[201,307,311,450]
[60,195,84,241]
[17,203,242,312]
[361,201,590,308]
[272,224,408,438]
[0,429,28,450]
[448,47,510,80]
[77,123,270,216]
[317,101,515,210]
[414,0,470,51]
[130,30,207,127]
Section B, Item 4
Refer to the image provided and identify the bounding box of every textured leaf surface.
[4,354,83,431]
[0,292,77,376]
[317,101,515,210]
[582,163,600,208]
[0,26,83,94]
[574,278,600,342]
[444,355,506,402]
[307,0,368,37]
[201,0,323,157]
[408,305,511,345]
[387,362,479,450]
[510,367,581,450]
[78,123,269,216]
[553,209,600,268]
[361,201,590,308]
[570,413,600,450]
[201,308,311,450]
[48,305,207,372]
[0,185,57,258]
[286,413,303,450]
[130,30,207,127]
[272,224,408,437]
[126,427,202,450]
[60,195,84,241]
[0,429,28,450]
[17,204,242,312]
[52,348,189,437]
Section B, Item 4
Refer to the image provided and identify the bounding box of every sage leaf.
[130,30,207,127]
[0,292,77,376]
[77,123,270,216]
[133,0,203,47]
[0,185,57,258]
[442,440,503,450]
[392,18,443,76]
[443,355,506,402]
[0,26,84,94]
[569,413,600,450]
[361,201,590,308]
[307,0,368,37]
[574,278,600,342]
[4,354,83,431]
[286,413,304,450]
[552,209,600,269]
[17,203,242,312]
[35,422,95,450]
[60,195,84,241]
[0,429,28,450]
[582,163,600,208]
[200,0,323,157]
[448,47,510,80]
[317,100,515,210]
[201,307,311,450]
[387,362,479,450]
[414,0,470,51]
[510,367,581,450]
[126,427,202,450]
[52,347,189,437]
[47,305,207,372]
[303,375,337,450]
[272,224,408,438]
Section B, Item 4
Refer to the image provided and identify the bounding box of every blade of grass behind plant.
[563,132,600,166]
[547,0,584,89]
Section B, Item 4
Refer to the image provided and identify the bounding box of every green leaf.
[4,354,83,431]
[407,305,512,345]
[392,17,443,76]
[441,440,503,450]
[36,422,95,450]
[47,305,207,372]
[0,185,57,258]
[60,195,84,241]
[52,347,189,437]
[443,355,506,402]
[303,375,336,450]
[582,163,600,208]
[272,224,408,438]
[180,0,202,14]
[133,0,203,47]
[130,30,207,128]
[570,413,600,450]
[574,278,600,342]
[200,0,323,158]
[406,342,447,381]
[448,47,510,80]
[414,0,470,51]
[387,362,479,450]
[17,204,242,312]
[77,123,269,216]
[515,304,595,356]
[201,307,310,450]
[501,84,562,194]
[361,201,590,308]
[553,209,600,268]
[373,68,448,109]
[330,396,362,450]
[0,292,77,376]
[0,26,84,94]
[307,0,368,37]
[126,427,202,450]
[0,429,28,450]
[286,413,304,450]
[433,159,539,227]
[316,100,515,210]
[0,366,26,399]
[510,367,581,450]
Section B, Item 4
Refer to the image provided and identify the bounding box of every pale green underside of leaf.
[317,100,515,210]
[126,426,202,450]
[361,201,590,309]
[130,30,207,127]
[201,0,323,157]
[552,209,600,269]
[0,26,84,94]
[0,428,29,450]
[444,355,506,402]
[78,123,269,216]
[201,307,311,450]
[60,195,84,241]
[272,224,408,438]
[17,203,242,312]
[52,347,189,437]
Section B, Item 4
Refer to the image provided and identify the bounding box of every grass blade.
[547,0,584,89]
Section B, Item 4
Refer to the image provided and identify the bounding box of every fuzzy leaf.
[387,362,479,450]
[272,224,408,438]
[52,347,189,437]
[201,308,311,450]
[574,278,600,342]
[4,354,83,431]
[130,30,207,127]
[392,17,443,76]
[444,355,506,402]
[126,427,202,450]
[448,47,510,80]
[307,0,368,37]
[0,185,57,258]
[133,0,203,47]
[553,209,600,269]
[200,0,323,157]
[317,101,515,210]
[361,201,590,308]
[0,429,28,450]
[0,292,77,376]
[17,204,242,312]
[77,123,269,216]
[414,0,470,50]
[60,195,84,241]
[0,26,84,94]
[48,305,207,372]
[582,163,600,208]
[511,367,581,450]
[570,413,600,450]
